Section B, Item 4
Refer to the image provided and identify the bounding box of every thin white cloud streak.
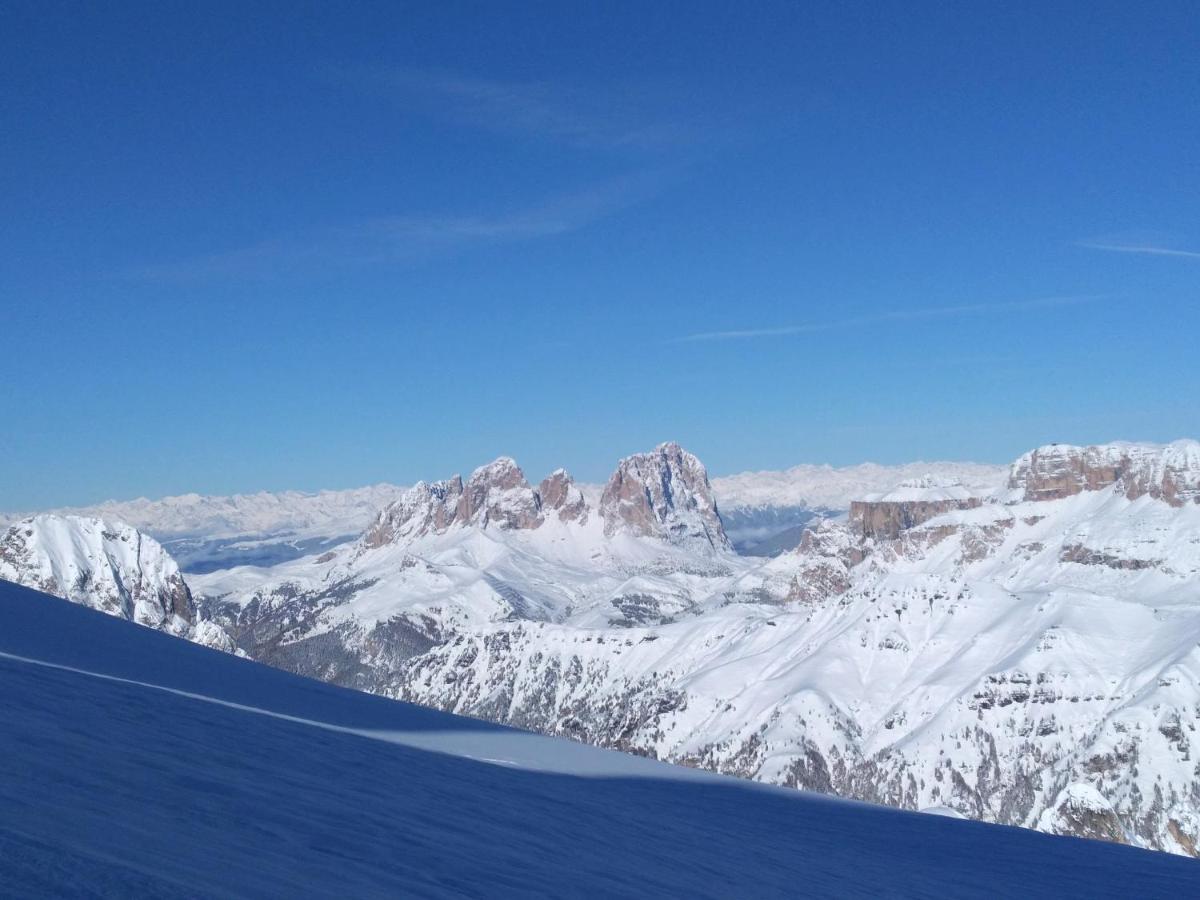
[676,296,1101,343]
[126,172,665,281]
[340,66,691,151]
[1077,242,1200,260]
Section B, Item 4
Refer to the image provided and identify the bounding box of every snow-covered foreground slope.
[2,581,1197,898]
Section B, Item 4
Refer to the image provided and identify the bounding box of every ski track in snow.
[0,649,717,781]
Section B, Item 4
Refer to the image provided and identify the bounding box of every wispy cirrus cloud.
[1077,241,1200,260]
[338,66,693,151]
[675,295,1101,343]
[126,172,664,281]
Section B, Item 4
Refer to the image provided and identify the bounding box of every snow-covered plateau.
[4,439,1200,859]
[2,580,1197,897]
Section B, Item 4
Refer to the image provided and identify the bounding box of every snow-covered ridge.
[0,515,233,651]
[0,460,1012,542]
[0,457,1010,563]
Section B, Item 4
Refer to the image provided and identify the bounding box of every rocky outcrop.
[457,458,543,530]
[538,469,589,524]
[0,515,234,651]
[1009,441,1200,506]
[361,477,465,548]
[1039,783,1127,844]
[848,478,982,541]
[362,458,547,549]
[599,442,730,550]
[787,520,862,604]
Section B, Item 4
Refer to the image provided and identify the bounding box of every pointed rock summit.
[457,457,543,530]
[363,457,548,547]
[599,442,730,550]
[538,468,589,524]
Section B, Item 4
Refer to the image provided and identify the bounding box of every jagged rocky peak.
[538,468,589,524]
[361,457,546,547]
[1009,440,1200,506]
[0,514,233,651]
[848,476,982,541]
[457,457,543,530]
[362,476,465,547]
[599,442,730,550]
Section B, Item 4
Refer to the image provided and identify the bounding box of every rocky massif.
[4,439,1200,857]
[360,445,721,550]
[599,442,730,550]
[1009,440,1200,505]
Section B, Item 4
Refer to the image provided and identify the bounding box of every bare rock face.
[848,477,982,541]
[362,476,465,548]
[1009,441,1200,506]
[457,457,543,530]
[599,442,730,551]
[538,468,589,524]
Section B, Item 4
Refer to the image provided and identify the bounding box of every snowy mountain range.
[3,439,1199,857]
[7,580,1196,897]
[0,457,1009,567]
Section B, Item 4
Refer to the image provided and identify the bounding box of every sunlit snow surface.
[1,581,1198,898]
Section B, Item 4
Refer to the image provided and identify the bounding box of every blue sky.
[2,2,1197,508]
